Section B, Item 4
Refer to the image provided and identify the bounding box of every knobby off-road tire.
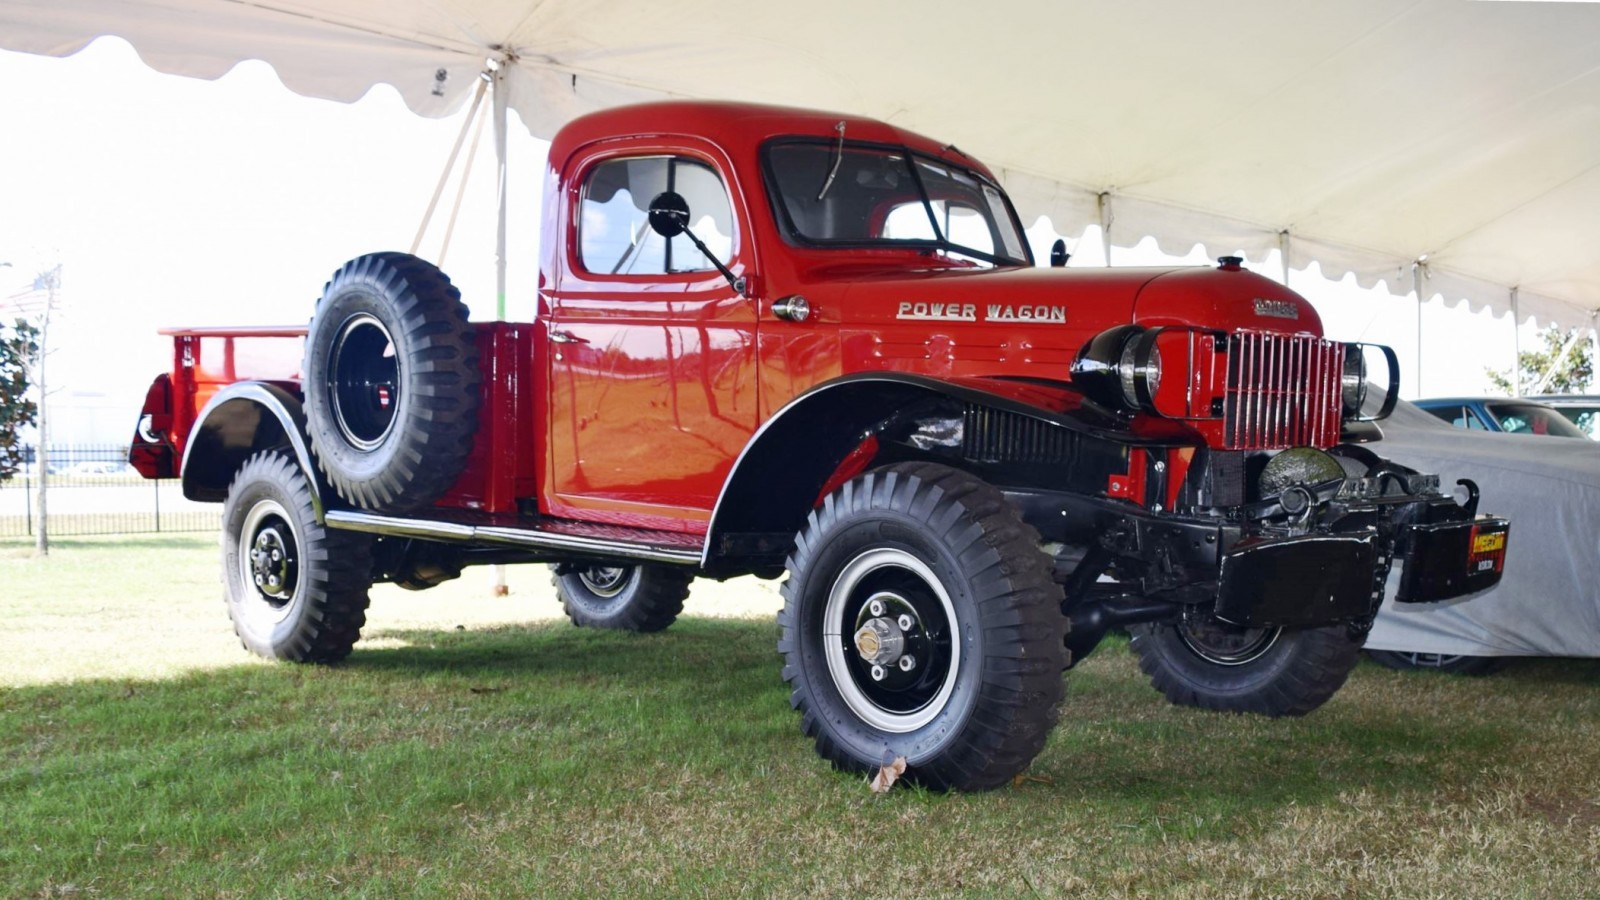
[1366,649,1504,677]
[552,564,693,632]
[222,450,374,662]
[779,462,1066,792]
[304,252,480,514]
[1129,618,1362,717]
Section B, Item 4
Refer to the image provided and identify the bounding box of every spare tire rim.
[823,548,959,733]
[238,497,299,622]
[329,312,400,451]
[1177,619,1280,666]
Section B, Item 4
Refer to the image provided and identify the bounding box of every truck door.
[546,144,759,525]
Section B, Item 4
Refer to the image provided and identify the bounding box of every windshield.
[763,140,1030,266]
[1485,401,1592,439]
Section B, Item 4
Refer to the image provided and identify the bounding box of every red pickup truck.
[130,100,1508,791]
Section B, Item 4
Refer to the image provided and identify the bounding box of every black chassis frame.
[862,402,1500,669]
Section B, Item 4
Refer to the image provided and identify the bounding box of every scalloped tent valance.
[4,0,1598,327]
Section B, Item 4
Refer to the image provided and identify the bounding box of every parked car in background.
[1363,400,1600,671]
[1529,394,1600,439]
[1412,396,1592,439]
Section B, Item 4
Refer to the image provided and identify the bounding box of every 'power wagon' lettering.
[987,304,1066,323]
[896,301,977,322]
[895,302,1066,323]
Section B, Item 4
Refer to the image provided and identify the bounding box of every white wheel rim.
[822,547,961,733]
[237,497,299,628]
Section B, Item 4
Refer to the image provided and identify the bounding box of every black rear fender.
[181,381,326,515]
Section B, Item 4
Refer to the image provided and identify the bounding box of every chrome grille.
[1223,332,1342,449]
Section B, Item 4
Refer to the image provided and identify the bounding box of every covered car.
[1362,400,1600,668]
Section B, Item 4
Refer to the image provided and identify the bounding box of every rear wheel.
[1366,649,1504,676]
[222,450,374,662]
[779,462,1066,791]
[1129,616,1361,716]
[552,564,692,632]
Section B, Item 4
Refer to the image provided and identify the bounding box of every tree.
[1486,325,1593,395]
[0,317,40,481]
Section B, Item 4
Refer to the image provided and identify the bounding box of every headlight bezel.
[1341,341,1401,422]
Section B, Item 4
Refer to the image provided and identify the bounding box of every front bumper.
[1213,510,1510,628]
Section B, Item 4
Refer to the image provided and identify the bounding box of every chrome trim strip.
[324,510,703,566]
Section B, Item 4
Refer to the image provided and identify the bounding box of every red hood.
[811,261,1320,335]
[793,260,1323,382]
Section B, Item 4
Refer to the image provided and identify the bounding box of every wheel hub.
[853,614,907,667]
[249,525,296,601]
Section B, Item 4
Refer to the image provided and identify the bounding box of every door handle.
[548,330,588,345]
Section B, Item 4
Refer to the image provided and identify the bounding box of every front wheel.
[552,564,692,632]
[779,462,1066,792]
[1129,616,1361,716]
[222,450,374,662]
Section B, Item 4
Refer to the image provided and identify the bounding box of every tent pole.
[1278,231,1291,288]
[493,63,509,321]
[1097,192,1112,267]
[1511,287,1521,397]
[1592,315,1600,392]
[490,59,511,597]
[1412,260,1426,398]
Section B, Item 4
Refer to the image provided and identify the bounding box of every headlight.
[1072,325,1162,414]
[1341,344,1368,416]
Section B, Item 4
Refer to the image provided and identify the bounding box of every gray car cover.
[1361,400,1600,658]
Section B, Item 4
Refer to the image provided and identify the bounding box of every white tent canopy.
[5,0,1599,326]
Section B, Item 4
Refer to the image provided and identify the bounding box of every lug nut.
[870,665,887,682]
[254,574,264,586]
[897,614,914,631]
[898,655,916,671]
[869,599,885,616]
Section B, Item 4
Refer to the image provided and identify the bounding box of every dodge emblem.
[1252,298,1299,320]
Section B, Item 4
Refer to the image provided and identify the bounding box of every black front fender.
[701,372,1198,575]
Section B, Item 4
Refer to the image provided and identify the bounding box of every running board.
[323,509,704,567]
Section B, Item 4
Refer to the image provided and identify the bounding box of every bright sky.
[0,37,1544,443]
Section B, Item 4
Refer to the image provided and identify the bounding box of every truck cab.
[130,100,1509,792]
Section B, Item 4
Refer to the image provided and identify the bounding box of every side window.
[1422,405,1460,426]
[578,156,735,276]
[1462,408,1490,430]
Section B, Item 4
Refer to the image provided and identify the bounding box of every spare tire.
[303,252,480,513]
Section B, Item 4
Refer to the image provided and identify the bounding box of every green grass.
[3,537,1599,896]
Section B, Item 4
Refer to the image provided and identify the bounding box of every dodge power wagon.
[129,100,1510,791]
